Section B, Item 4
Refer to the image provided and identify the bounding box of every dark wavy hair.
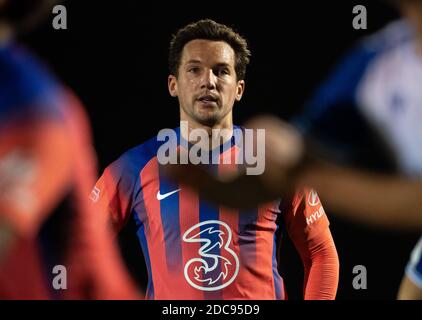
[169,19,251,80]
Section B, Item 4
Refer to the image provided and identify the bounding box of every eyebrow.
[185,60,232,68]
[185,59,202,65]
[214,63,231,68]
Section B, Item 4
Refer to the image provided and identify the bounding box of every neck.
[180,111,234,150]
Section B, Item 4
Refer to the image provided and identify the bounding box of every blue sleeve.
[292,44,395,170]
[406,236,422,289]
[0,43,65,123]
[294,43,377,133]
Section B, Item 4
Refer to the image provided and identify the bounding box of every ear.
[168,75,178,97]
[235,80,245,101]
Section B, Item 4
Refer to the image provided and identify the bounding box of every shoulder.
[361,19,414,54]
[104,133,168,182]
[329,19,414,89]
[296,20,413,128]
[0,42,66,121]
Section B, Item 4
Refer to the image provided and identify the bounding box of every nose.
[200,69,217,90]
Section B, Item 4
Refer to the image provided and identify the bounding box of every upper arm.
[282,188,330,247]
[91,157,139,233]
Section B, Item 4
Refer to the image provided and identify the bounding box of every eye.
[188,67,200,74]
[217,68,230,76]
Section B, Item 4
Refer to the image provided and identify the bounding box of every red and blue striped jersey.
[93,127,330,299]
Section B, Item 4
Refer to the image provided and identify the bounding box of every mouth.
[197,94,219,106]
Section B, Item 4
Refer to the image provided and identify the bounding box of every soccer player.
[0,0,138,299]
[92,19,339,300]
[169,1,422,300]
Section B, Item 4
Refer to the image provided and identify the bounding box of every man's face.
[168,39,245,127]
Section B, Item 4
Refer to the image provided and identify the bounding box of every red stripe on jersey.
[179,185,202,299]
[218,147,241,299]
[219,206,240,299]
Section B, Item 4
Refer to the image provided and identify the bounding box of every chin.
[197,117,219,127]
[192,110,219,127]
[192,114,218,127]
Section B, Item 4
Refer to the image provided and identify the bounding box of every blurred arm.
[299,163,422,230]
[166,114,422,230]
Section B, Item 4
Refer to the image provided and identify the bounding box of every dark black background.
[18,0,421,299]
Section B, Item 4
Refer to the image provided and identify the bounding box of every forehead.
[180,39,235,67]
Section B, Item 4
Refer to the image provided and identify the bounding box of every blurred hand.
[165,115,306,208]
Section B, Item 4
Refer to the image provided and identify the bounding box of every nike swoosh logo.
[156,189,181,200]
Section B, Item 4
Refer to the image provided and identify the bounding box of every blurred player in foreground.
[296,0,422,300]
[168,0,422,299]
[92,19,339,300]
[0,0,138,299]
